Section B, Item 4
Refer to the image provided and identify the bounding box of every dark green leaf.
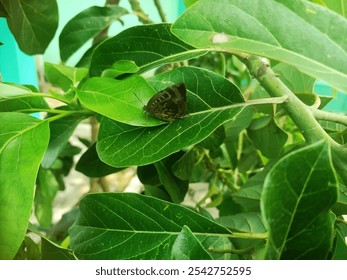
[172,148,202,180]
[59,5,128,62]
[14,236,40,260]
[90,23,207,76]
[28,224,75,260]
[0,0,10,17]
[41,238,75,260]
[332,183,347,216]
[35,168,59,228]
[76,143,123,177]
[247,116,288,158]
[172,0,347,93]
[6,0,58,54]
[332,229,347,260]
[217,212,266,233]
[137,164,160,186]
[154,158,188,203]
[0,113,49,259]
[42,114,85,168]
[171,226,213,260]
[69,193,231,260]
[262,141,338,259]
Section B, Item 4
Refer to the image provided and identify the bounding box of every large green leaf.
[172,0,347,93]
[6,0,58,54]
[77,75,156,126]
[69,193,232,259]
[0,112,49,259]
[0,83,49,112]
[59,6,128,62]
[96,67,245,167]
[261,141,338,259]
[89,23,207,76]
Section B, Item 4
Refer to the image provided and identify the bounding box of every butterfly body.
[144,83,188,122]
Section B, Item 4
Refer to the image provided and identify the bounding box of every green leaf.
[90,23,207,76]
[69,193,232,260]
[247,116,288,158]
[154,157,188,203]
[261,141,338,259]
[44,63,88,91]
[217,212,266,234]
[172,0,347,94]
[76,143,123,177]
[59,5,128,62]
[77,75,157,126]
[14,236,40,260]
[96,67,245,167]
[332,229,347,260]
[233,185,263,212]
[0,83,32,98]
[6,0,58,54]
[28,224,75,260]
[0,0,10,17]
[42,114,85,168]
[101,60,140,78]
[41,238,75,260]
[332,183,347,216]
[0,112,49,259]
[171,226,213,260]
[35,168,60,228]
[172,148,202,180]
[310,0,347,17]
[0,83,49,112]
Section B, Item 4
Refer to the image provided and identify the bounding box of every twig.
[311,108,347,127]
[128,0,153,24]
[153,0,167,22]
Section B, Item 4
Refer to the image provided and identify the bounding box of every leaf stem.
[311,108,347,126]
[44,111,88,123]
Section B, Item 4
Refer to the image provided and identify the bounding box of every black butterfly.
[143,83,188,122]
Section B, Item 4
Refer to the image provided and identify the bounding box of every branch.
[128,0,153,24]
[311,108,347,127]
[153,0,167,22]
[240,55,347,183]
[240,55,337,145]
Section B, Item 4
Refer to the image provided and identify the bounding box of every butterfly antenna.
[133,92,145,106]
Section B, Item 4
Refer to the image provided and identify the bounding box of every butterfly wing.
[144,83,188,122]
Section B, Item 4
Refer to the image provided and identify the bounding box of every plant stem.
[153,0,167,22]
[44,111,79,123]
[128,0,153,24]
[311,108,347,126]
[241,55,337,145]
[240,55,347,181]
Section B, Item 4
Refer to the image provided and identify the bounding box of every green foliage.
[0,0,346,260]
